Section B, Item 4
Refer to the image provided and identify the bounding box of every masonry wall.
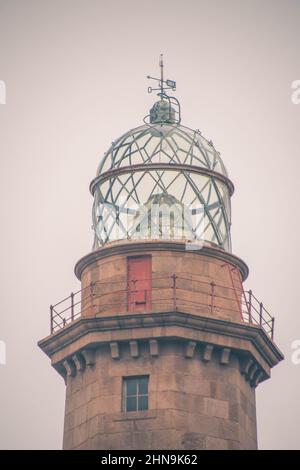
[63,339,257,450]
[80,243,243,323]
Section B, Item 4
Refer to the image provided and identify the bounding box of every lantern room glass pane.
[93,123,232,252]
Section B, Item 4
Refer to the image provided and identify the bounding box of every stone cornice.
[74,240,249,281]
[38,311,284,374]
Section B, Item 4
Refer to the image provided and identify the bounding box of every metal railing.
[50,274,275,339]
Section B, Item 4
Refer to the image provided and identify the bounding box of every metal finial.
[145,56,181,125]
[159,54,164,97]
[147,55,176,97]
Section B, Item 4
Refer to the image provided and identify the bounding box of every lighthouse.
[38,58,283,450]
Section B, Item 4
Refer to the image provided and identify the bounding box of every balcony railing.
[49,274,275,339]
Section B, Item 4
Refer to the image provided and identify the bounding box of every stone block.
[103,415,134,434]
[93,431,133,450]
[215,382,238,402]
[149,339,159,356]
[181,432,205,450]
[151,429,181,450]
[110,342,120,359]
[132,431,153,449]
[73,353,85,372]
[228,402,240,422]
[88,415,104,438]
[87,398,101,420]
[158,371,188,391]
[203,397,228,419]
[72,422,88,447]
[220,347,231,365]
[129,341,139,358]
[195,415,221,437]
[134,414,169,432]
[227,439,241,450]
[205,436,228,450]
[183,375,211,396]
[218,419,239,441]
[63,359,76,377]
[202,344,214,361]
[73,405,87,428]
[81,349,96,367]
[185,341,197,358]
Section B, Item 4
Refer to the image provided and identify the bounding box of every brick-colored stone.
[38,242,283,450]
[203,397,229,420]
[206,436,228,450]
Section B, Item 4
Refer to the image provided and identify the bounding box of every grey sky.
[0,0,299,449]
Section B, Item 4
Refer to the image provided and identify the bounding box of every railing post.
[271,317,275,340]
[70,292,74,321]
[90,282,95,313]
[259,302,263,326]
[210,282,215,314]
[50,305,53,334]
[172,274,177,311]
[133,279,137,309]
[248,290,252,323]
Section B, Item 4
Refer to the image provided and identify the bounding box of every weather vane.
[147,54,176,97]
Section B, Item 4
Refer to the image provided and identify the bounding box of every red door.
[127,256,152,312]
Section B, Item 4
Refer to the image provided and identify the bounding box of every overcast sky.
[0,0,300,449]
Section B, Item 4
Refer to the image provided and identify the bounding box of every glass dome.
[97,123,228,176]
[90,104,233,252]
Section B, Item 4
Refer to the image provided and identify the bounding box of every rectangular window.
[123,376,149,412]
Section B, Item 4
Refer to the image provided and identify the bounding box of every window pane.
[138,377,148,395]
[138,395,148,411]
[123,376,149,412]
[126,378,137,396]
[126,396,137,412]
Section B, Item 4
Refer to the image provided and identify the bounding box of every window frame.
[122,375,149,412]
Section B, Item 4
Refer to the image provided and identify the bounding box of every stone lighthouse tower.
[39,59,283,450]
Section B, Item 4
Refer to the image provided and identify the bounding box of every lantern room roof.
[96,122,228,178]
[91,59,233,252]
